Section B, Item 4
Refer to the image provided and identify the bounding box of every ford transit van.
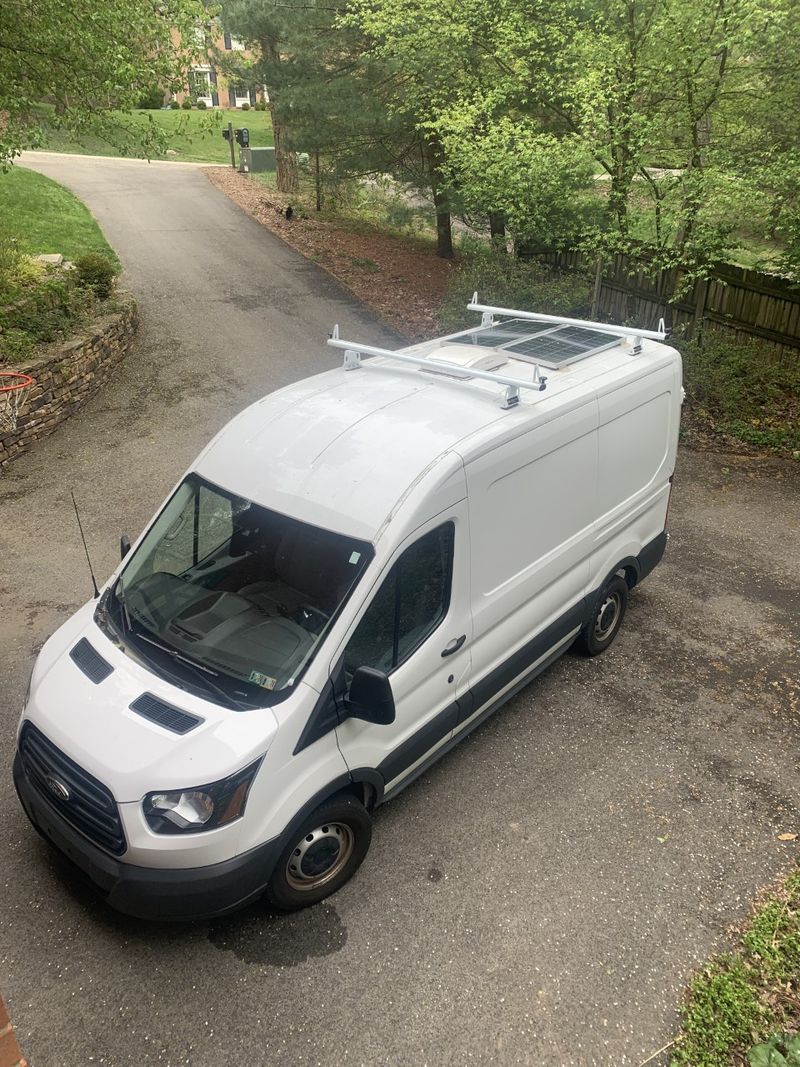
[14,300,682,918]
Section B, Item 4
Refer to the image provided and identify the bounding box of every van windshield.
[102,474,373,708]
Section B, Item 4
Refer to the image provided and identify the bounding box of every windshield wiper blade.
[137,633,219,675]
[136,633,252,711]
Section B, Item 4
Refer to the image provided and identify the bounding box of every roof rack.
[467,294,666,355]
[327,327,546,410]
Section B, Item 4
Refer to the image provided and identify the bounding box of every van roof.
[195,311,678,542]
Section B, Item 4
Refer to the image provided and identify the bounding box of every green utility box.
[239,147,276,173]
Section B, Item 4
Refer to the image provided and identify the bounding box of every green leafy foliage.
[680,333,800,454]
[672,869,800,1065]
[438,241,591,334]
[137,87,166,110]
[0,0,206,166]
[0,275,92,362]
[181,99,193,111]
[749,1035,800,1067]
[74,254,118,300]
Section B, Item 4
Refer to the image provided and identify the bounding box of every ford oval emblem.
[46,776,70,802]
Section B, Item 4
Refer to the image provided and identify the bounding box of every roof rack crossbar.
[327,332,546,409]
[468,294,667,347]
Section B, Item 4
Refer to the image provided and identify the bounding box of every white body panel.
[18,315,682,888]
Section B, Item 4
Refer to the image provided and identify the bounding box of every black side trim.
[69,638,113,684]
[465,598,586,724]
[130,694,203,735]
[377,700,460,784]
[636,531,668,584]
[293,680,340,754]
[381,640,570,805]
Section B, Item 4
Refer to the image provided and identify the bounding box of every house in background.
[172,24,268,109]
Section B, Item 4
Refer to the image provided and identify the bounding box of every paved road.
[2,154,799,1067]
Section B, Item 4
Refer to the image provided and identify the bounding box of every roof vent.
[420,344,509,380]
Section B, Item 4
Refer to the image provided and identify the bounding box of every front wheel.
[575,575,629,656]
[267,794,372,911]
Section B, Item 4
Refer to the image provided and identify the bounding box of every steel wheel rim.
[286,822,355,891]
[594,591,622,642]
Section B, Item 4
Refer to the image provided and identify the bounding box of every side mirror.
[347,667,395,726]
[120,534,131,560]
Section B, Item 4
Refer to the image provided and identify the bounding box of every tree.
[0,0,205,166]
[350,0,800,276]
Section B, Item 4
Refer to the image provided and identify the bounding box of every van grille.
[69,638,113,684]
[19,722,126,855]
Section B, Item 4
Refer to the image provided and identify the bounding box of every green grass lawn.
[36,107,274,164]
[0,166,119,265]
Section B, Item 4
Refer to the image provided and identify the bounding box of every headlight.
[143,758,262,834]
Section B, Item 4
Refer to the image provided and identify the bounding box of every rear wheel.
[575,574,629,656]
[267,794,372,911]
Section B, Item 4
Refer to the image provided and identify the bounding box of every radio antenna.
[70,490,100,599]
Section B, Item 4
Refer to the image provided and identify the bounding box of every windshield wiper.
[136,633,253,711]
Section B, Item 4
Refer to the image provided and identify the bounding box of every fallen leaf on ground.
[777,833,798,841]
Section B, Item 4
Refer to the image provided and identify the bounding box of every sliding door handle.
[441,634,466,657]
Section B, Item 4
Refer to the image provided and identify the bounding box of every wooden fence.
[526,250,800,359]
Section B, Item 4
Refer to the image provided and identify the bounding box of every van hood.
[22,601,282,802]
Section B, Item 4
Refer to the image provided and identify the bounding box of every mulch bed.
[204,168,455,341]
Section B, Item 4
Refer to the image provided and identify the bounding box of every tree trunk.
[489,211,506,245]
[433,188,454,259]
[269,102,298,195]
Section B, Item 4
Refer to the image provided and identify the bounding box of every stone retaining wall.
[0,296,138,469]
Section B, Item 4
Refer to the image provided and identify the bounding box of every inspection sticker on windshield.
[349,551,361,565]
[249,670,277,690]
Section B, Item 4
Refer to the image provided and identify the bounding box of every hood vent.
[69,638,113,684]
[130,693,202,735]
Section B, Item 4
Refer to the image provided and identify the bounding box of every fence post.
[591,255,603,319]
[690,278,709,341]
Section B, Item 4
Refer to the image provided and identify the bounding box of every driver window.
[343,523,454,677]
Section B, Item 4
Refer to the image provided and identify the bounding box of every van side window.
[344,523,454,676]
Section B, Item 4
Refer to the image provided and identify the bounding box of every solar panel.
[464,319,555,347]
[504,324,622,367]
[444,317,625,367]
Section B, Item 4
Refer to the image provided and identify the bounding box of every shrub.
[0,274,89,346]
[0,229,24,301]
[679,331,800,453]
[0,328,35,364]
[438,239,592,334]
[196,98,207,110]
[137,86,165,110]
[16,255,46,288]
[74,253,118,299]
[240,101,250,111]
[181,98,192,110]
[169,99,180,110]
[254,100,267,111]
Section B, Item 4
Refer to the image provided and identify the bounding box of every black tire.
[574,574,629,657]
[266,794,372,911]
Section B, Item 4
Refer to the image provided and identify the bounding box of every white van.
[14,300,681,919]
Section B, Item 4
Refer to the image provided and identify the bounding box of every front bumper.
[14,751,282,921]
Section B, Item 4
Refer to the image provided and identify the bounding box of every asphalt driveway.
[1,153,799,1067]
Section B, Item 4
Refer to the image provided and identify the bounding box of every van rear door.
[333,501,472,796]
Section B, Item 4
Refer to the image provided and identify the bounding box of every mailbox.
[235,127,250,148]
